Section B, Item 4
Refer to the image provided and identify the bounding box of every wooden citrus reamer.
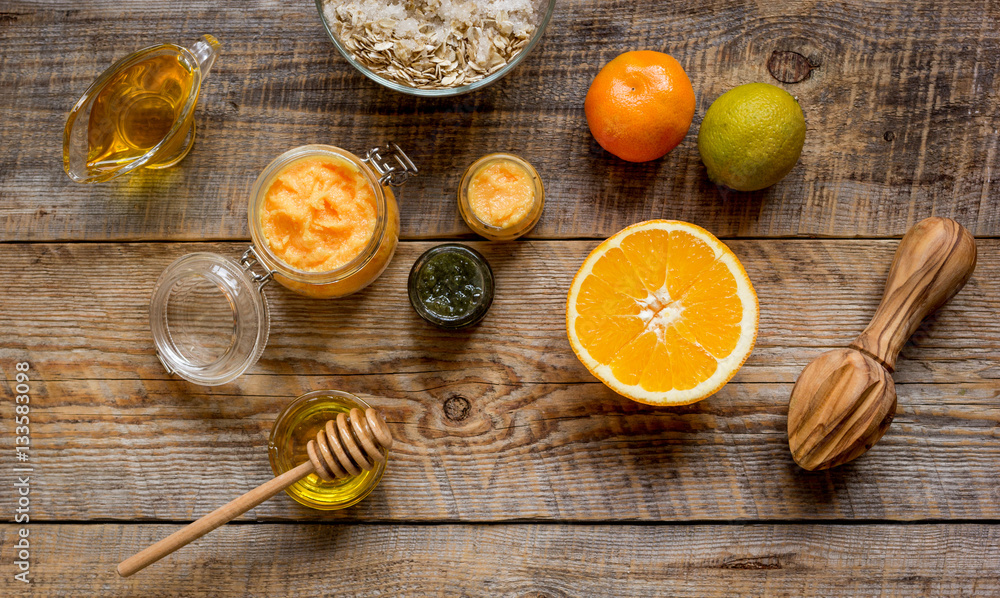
[787,217,977,470]
[117,408,393,577]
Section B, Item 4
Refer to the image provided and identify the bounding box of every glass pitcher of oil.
[63,34,220,183]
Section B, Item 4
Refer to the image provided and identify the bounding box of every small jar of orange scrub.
[249,144,416,298]
[458,153,544,241]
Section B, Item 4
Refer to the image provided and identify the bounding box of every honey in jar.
[268,390,387,510]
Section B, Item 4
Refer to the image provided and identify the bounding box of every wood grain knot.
[884,131,896,142]
[443,396,471,421]
[767,51,817,84]
[721,556,782,570]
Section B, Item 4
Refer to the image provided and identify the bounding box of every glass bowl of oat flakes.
[317,0,555,96]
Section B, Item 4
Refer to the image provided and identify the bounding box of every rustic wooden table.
[2,0,999,596]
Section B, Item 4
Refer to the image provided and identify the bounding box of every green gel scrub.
[407,244,495,329]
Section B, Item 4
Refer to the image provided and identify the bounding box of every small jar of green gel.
[407,244,495,329]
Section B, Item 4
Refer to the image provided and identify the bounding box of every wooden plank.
[0,241,997,521]
[2,377,998,522]
[1,240,998,384]
[2,0,999,241]
[1,523,998,596]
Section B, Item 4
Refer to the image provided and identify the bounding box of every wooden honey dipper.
[787,217,977,470]
[117,408,392,577]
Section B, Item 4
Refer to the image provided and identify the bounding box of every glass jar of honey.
[149,144,416,385]
[268,390,387,510]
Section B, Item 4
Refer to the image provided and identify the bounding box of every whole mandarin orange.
[585,51,696,162]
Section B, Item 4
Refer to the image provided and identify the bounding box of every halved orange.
[566,220,758,406]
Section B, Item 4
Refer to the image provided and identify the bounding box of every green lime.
[697,83,806,192]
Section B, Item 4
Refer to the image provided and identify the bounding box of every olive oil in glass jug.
[63,34,220,183]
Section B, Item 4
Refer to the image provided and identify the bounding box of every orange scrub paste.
[459,153,543,241]
[260,155,377,272]
[467,159,535,228]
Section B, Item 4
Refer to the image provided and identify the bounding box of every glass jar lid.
[150,251,270,385]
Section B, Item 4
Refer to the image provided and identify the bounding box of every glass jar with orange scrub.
[249,144,416,298]
[148,143,416,386]
[458,153,544,241]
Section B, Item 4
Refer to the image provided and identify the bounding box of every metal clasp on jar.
[240,246,276,290]
[361,143,418,187]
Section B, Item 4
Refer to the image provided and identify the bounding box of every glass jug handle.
[188,34,221,80]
